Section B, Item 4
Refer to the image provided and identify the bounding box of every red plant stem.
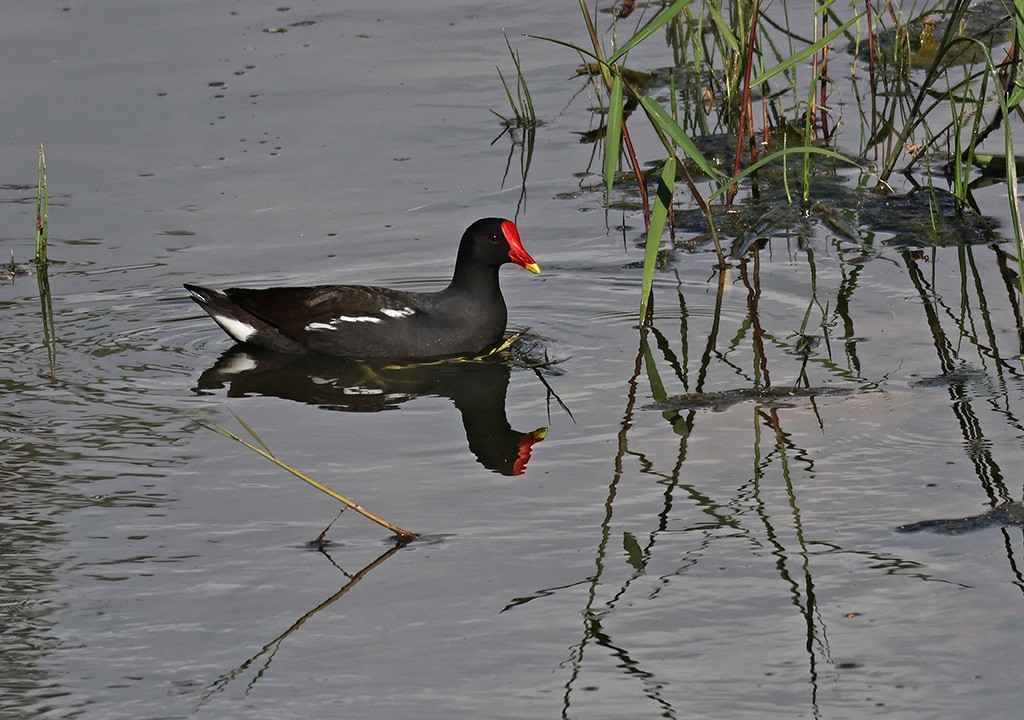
[728,0,762,206]
[866,0,878,154]
[621,119,651,227]
[810,39,819,130]
[740,246,771,387]
[762,88,770,146]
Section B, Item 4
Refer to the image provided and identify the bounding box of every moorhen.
[184,217,540,360]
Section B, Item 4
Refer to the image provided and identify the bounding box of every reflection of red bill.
[513,427,548,475]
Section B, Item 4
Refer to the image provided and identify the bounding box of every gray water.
[3,2,1024,719]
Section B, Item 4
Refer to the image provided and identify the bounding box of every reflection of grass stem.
[36,267,57,378]
[196,541,405,707]
[195,410,418,542]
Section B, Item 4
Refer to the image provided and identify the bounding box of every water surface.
[2,2,1023,719]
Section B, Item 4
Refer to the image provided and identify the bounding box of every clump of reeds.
[529,0,1023,318]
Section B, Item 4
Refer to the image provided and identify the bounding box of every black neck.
[448,248,502,297]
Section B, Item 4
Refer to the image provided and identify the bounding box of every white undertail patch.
[214,315,257,342]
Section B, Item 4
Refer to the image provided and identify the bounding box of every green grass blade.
[489,107,512,124]
[749,13,861,88]
[1012,0,1024,299]
[705,2,741,53]
[503,32,536,126]
[228,406,273,455]
[495,66,523,124]
[1003,65,1024,298]
[609,0,694,64]
[636,93,726,181]
[1014,0,1024,60]
[526,34,599,62]
[518,59,536,122]
[1009,81,1024,109]
[1006,138,1024,300]
[604,74,624,201]
[640,157,676,324]
[35,143,48,265]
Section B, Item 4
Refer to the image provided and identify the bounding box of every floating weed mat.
[897,501,1024,534]
[379,329,573,422]
[855,0,1013,71]
[666,179,1000,258]
[380,328,567,372]
[642,383,875,412]
[380,328,531,369]
[194,409,418,542]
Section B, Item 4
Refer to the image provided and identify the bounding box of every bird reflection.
[193,348,546,475]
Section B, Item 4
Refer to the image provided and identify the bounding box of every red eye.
[488,234,501,245]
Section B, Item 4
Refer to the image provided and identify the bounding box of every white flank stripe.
[343,386,385,395]
[214,315,257,342]
[381,306,416,319]
[306,316,385,332]
[333,315,383,324]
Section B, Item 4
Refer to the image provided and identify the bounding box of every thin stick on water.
[194,410,419,542]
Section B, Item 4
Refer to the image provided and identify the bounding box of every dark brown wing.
[222,284,436,358]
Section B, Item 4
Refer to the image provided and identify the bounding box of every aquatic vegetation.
[529,0,1024,314]
[35,143,48,266]
[34,143,57,377]
[897,501,1024,534]
[490,32,538,130]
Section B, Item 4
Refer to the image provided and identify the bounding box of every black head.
[460,218,540,273]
